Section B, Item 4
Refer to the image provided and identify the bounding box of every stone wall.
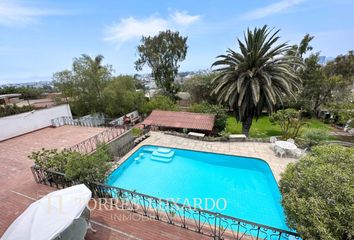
[107,129,135,157]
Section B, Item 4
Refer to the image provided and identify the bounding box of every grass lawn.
[225,115,335,139]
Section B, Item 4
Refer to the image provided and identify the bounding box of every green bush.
[302,128,329,147]
[29,148,80,172]
[65,146,112,182]
[182,73,218,104]
[269,108,307,139]
[188,103,227,132]
[0,104,35,117]
[29,146,112,183]
[103,75,147,117]
[140,95,178,115]
[132,127,143,137]
[280,145,354,240]
[219,130,230,140]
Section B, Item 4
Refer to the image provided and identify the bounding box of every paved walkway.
[121,131,298,181]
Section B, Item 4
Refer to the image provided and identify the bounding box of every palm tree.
[212,25,302,137]
[288,33,314,59]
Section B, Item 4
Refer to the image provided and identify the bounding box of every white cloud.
[104,16,169,43]
[0,0,72,26]
[105,10,200,44]
[170,10,200,26]
[241,0,306,20]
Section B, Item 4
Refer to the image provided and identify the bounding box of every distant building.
[0,80,53,88]
[318,56,334,65]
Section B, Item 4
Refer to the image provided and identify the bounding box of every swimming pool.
[107,145,289,231]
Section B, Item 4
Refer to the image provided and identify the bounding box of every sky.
[0,0,354,84]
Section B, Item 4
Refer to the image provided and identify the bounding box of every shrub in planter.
[65,146,112,182]
[132,127,143,137]
[29,145,112,183]
[29,148,81,172]
[219,130,230,141]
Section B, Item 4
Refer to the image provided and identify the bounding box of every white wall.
[0,104,72,141]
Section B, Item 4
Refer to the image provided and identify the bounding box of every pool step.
[151,148,175,163]
[143,147,155,153]
[152,150,174,158]
[150,155,173,163]
[156,147,172,153]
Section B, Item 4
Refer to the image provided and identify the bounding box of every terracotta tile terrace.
[0,126,209,239]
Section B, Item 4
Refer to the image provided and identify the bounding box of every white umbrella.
[1,184,92,240]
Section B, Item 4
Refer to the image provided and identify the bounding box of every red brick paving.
[0,126,105,235]
[0,126,105,199]
[87,201,209,240]
[0,126,212,239]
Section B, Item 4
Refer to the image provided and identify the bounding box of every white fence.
[0,104,72,141]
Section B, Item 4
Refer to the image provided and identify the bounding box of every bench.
[229,134,247,142]
[130,115,141,124]
[188,132,205,139]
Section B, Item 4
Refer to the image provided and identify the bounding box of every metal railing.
[51,116,116,128]
[31,165,300,240]
[68,126,128,154]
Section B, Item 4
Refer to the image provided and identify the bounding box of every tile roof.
[142,110,215,131]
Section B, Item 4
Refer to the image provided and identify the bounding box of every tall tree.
[299,53,352,116]
[102,75,146,117]
[323,51,354,120]
[288,33,314,59]
[212,26,302,136]
[182,73,218,104]
[282,34,314,109]
[53,54,112,116]
[324,50,354,80]
[135,30,188,97]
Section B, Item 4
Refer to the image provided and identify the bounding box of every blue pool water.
[107,145,289,231]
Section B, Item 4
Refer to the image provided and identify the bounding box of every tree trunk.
[242,116,253,137]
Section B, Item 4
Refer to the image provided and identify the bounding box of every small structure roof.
[142,110,215,132]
